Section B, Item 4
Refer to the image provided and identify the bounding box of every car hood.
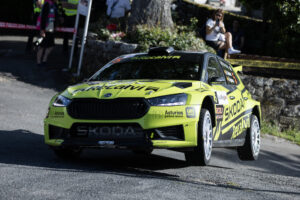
[62,80,200,99]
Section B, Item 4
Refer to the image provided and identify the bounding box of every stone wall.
[240,75,300,130]
[83,39,138,77]
[83,40,300,130]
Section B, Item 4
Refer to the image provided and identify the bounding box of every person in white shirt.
[106,0,131,31]
[205,9,241,55]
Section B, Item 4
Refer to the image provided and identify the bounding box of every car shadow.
[212,147,300,178]
[0,129,188,173]
[1,129,300,196]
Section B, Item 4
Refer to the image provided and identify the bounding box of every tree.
[240,0,300,59]
[128,0,174,30]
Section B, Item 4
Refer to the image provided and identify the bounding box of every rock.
[264,78,273,87]
[253,77,264,87]
[279,116,300,129]
[262,98,285,120]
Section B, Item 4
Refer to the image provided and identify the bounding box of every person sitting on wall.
[205,9,241,55]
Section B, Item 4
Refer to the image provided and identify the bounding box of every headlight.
[52,95,72,107]
[147,93,187,106]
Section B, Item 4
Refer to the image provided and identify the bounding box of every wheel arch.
[251,106,261,125]
[201,96,216,128]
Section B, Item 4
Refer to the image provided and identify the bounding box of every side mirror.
[208,76,226,84]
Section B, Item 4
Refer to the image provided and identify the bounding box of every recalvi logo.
[72,84,160,95]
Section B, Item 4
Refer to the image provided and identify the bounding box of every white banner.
[78,0,90,16]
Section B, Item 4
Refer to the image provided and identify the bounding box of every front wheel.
[237,114,260,160]
[185,108,213,166]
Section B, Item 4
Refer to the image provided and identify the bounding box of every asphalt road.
[0,36,300,200]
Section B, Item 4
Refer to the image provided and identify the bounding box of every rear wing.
[232,65,243,73]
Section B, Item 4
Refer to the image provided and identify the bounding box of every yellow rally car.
[44,47,261,165]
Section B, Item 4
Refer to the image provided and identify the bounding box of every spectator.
[61,0,79,54]
[228,20,245,51]
[106,0,131,31]
[205,9,241,55]
[26,0,44,52]
[36,0,59,67]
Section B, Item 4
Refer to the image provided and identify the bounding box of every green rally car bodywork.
[44,47,261,165]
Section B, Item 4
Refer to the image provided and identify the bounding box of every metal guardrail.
[227,59,300,71]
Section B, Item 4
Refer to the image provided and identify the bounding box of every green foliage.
[238,0,300,59]
[261,120,300,145]
[127,18,215,53]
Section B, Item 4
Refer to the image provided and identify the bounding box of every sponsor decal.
[53,111,64,118]
[226,77,235,84]
[224,97,245,121]
[216,91,228,105]
[111,58,122,64]
[165,110,184,118]
[216,105,224,120]
[231,72,238,84]
[216,105,224,115]
[104,93,112,97]
[186,107,196,118]
[231,115,250,139]
[224,70,232,76]
[98,141,114,145]
[213,105,224,140]
[131,56,181,60]
[72,84,160,94]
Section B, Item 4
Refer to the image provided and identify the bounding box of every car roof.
[119,51,215,64]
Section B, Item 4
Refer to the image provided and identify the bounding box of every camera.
[34,37,44,47]
[216,19,220,26]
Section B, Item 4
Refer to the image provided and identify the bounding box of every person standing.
[61,0,79,54]
[26,0,44,52]
[106,0,131,31]
[205,9,241,55]
[36,0,58,66]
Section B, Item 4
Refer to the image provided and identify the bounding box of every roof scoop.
[148,47,174,55]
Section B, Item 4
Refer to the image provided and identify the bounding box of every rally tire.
[51,146,82,159]
[237,114,260,160]
[185,108,213,166]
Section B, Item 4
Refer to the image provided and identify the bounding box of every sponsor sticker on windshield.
[131,56,181,60]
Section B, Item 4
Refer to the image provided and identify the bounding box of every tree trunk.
[128,0,174,30]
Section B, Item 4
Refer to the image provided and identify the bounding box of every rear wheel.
[237,114,260,160]
[51,146,82,159]
[185,109,213,166]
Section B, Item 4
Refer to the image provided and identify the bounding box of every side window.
[220,60,239,85]
[207,57,225,81]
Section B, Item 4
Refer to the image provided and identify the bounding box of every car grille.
[67,98,149,120]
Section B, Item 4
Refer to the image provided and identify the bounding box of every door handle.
[230,96,235,100]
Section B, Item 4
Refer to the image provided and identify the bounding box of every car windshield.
[90,59,201,81]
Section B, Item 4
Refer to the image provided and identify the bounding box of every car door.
[205,56,228,142]
[218,59,248,142]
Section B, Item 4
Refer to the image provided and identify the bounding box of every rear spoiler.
[232,65,243,73]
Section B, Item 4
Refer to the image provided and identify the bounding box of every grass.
[261,120,300,145]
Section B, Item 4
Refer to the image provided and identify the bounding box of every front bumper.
[44,105,200,149]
